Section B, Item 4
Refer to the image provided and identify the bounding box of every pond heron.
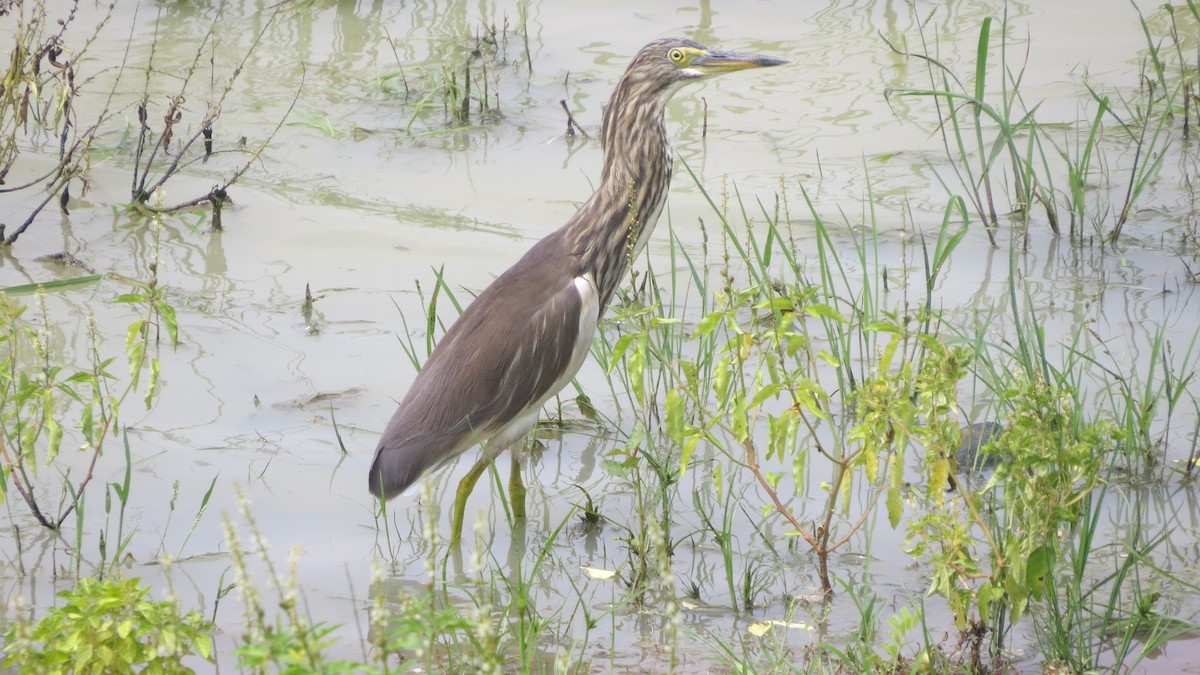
[368,38,786,541]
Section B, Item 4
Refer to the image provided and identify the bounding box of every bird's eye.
[668,48,684,63]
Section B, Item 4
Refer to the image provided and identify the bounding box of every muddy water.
[3,0,1199,670]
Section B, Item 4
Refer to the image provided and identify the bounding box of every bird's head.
[622,38,787,95]
[599,38,786,166]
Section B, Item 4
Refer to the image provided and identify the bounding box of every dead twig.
[560,99,590,139]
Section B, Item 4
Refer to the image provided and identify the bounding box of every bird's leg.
[450,456,491,545]
[509,450,526,524]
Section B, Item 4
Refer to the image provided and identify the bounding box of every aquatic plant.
[1,0,291,241]
[2,576,214,673]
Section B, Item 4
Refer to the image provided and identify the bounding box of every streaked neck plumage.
[563,69,683,308]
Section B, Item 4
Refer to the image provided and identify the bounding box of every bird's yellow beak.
[690,47,788,75]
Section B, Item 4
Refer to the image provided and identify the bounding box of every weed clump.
[2,577,214,673]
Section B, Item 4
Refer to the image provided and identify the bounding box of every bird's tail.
[367,449,425,501]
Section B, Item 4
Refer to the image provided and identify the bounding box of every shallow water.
[3,0,1200,671]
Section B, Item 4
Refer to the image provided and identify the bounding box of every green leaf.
[20,423,38,470]
[606,333,636,373]
[679,359,699,391]
[665,388,685,440]
[1,274,104,296]
[80,402,95,443]
[879,331,902,372]
[679,436,701,477]
[693,310,726,338]
[713,357,732,402]
[97,643,115,666]
[839,466,853,514]
[929,457,950,507]
[754,297,794,312]
[862,444,879,483]
[144,358,161,409]
[974,16,993,103]
[815,349,840,367]
[628,333,646,407]
[747,383,783,410]
[804,303,847,323]
[793,379,829,420]
[865,321,898,333]
[126,340,145,381]
[195,633,213,659]
[1026,545,1052,600]
[785,334,806,356]
[792,439,806,496]
[601,458,631,478]
[731,393,748,442]
[766,413,785,460]
[886,453,904,528]
[45,417,62,464]
[157,301,179,347]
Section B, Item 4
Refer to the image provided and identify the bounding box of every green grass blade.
[3,274,105,296]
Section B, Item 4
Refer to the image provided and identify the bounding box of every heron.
[368,38,786,541]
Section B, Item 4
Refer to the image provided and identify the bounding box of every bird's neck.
[599,82,674,191]
[564,81,675,306]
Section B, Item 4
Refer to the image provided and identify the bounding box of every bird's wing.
[369,234,598,500]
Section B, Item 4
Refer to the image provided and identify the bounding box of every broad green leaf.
[754,297,794,312]
[792,444,806,496]
[144,358,161,408]
[126,340,145,382]
[713,357,732,402]
[20,423,38,470]
[1026,545,1052,600]
[929,457,950,508]
[628,334,646,407]
[816,349,840,367]
[45,417,62,464]
[606,333,636,373]
[680,359,699,390]
[196,634,213,659]
[679,435,701,477]
[767,413,784,460]
[865,321,898,333]
[879,331,902,372]
[804,303,847,323]
[693,310,725,338]
[600,459,632,478]
[748,383,783,410]
[731,393,748,442]
[665,388,685,440]
[793,379,830,420]
[785,334,806,356]
[80,402,95,443]
[862,445,878,483]
[158,301,179,346]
